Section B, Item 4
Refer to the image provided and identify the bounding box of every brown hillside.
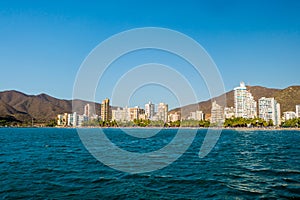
[170,85,299,119]
[0,91,101,123]
[273,86,300,112]
[1,85,299,123]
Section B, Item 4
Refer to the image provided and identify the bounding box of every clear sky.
[0,0,300,109]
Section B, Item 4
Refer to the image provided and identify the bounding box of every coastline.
[1,126,300,131]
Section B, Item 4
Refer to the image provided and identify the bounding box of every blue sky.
[0,0,300,109]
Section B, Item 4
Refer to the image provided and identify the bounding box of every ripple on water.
[0,128,299,199]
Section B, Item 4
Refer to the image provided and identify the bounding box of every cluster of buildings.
[211,82,300,126]
[57,99,174,127]
[283,105,300,121]
[57,97,206,127]
[57,99,111,127]
[57,103,94,126]
[57,82,299,127]
[111,102,169,122]
[57,98,112,127]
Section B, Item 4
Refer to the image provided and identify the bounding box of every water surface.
[0,128,299,199]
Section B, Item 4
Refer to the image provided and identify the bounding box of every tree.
[267,119,274,127]
[223,117,270,128]
[45,119,57,127]
[198,120,210,127]
[281,118,300,128]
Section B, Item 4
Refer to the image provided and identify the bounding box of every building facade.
[258,97,281,126]
[210,101,224,126]
[129,106,140,121]
[157,103,168,122]
[67,112,77,126]
[57,112,88,127]
[296,105,300,118]
[68,112,88,127]
[283,111,297,121]
[101,98,111,121]
[224,107,235,119]
[84,103,90,117]
[57,113,68,126]
[188,111,205,121]
[234,82,257,119]
[168,112,181,122]
[112,107,124,122]
[145,101,155,119]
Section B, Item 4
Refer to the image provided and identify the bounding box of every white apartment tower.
[258,97,281,126]
[145,101,155,119]
[210,101,224,126]
[84,103,90,117]
[188,111,205,121]
[296,105,300,118]
[157,103,168,122]
[234,82,257,119]
[112,106,131,122]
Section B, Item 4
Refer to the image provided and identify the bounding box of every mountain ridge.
[169,85,300,119]
[0,90,101,124]
[0,85,299,123]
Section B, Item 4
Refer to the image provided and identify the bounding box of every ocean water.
[0,128,299,199]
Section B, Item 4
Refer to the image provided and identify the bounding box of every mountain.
[0,90,101,124]
[0,85,299,124]
[169,85,300,119]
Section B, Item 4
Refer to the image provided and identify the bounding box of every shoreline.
[1,126,300,131]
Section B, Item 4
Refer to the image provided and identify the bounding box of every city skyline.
[0,1,300,110]
[57,89,300,127]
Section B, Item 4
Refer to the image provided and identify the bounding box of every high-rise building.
[57,114,64,126]
[168,112,181,122]
[145,101,155,119]
[129,106,140,121]
[210,101,224,126]
[67,112,88,127]
[68,112,77,126]
[258,97,281,126]
[276,103,281,125]
[112,107,123,122]
[57,113,69,126]
[188,111,205,121]
[224,107,235,119]
[101,98,111,121]
[296,105,300,118]
[157,103,168,122]
[112,106,131,121]
[84,103,90,117]
[234,82,257,119]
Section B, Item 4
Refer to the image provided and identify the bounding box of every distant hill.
[0,90,101,123]
[169,85,300,119]
[1,85,299,124]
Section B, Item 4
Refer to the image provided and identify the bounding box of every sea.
[0,128,299,199]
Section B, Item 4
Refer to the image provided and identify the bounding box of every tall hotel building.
[210,101,224,126]
[157,103,168,122]
[258,97,281,126]
[145,101,155,119]
[84,103,90,117]
[296,105,300,118]
[101,98,111,121]
[234,82,257,119]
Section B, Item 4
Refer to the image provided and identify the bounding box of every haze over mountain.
[0,85,299,124]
